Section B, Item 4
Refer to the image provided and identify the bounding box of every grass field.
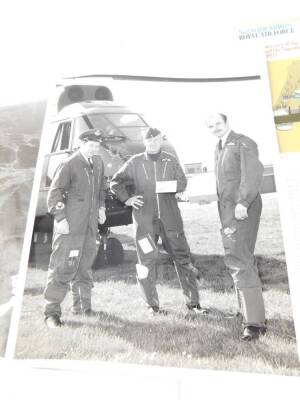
[14,193,300,375]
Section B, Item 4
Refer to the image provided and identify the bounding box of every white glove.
[98,207,106,224]
[55,218,70,234]
[235,203,248,220]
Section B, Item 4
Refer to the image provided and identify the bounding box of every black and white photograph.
[9,73,300,375]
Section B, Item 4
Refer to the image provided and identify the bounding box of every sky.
[111,76,277,167]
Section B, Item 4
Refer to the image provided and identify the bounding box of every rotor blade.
[62,74,260,83]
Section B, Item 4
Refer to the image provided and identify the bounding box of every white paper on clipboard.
[156,180,177,193]
[138,237,154,254]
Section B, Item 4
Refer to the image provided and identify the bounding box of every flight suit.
[44,151,105,318]
[110,151,199,309]
[215,131,265,327]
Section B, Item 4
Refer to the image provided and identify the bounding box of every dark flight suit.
[110,151,199,309]
[44,151,105,318]
[215,131,265,327]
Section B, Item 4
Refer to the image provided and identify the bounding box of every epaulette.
[238,135,257,149]
[161,151,176,162]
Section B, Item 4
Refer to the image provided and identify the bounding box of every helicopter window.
[87,113,148,141]
[105,114,147,127]
[116,126,149,141]
[105,114,148,141]
[88,114,125,140]
[51,121,72,152]
[88,114,111,132]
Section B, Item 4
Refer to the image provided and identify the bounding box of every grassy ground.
[14,193,300,375]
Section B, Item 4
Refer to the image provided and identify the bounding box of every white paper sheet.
[138,237,154,254]
[156,180,177,193]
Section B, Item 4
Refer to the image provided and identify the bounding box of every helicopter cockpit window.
[87,113,148,141]
[88,114,125,141]
[105,113,148,141]
[51,121,72,153]
[115,126,149,140]
[105,114,146,127]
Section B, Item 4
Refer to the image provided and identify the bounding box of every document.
[156,180,177,193]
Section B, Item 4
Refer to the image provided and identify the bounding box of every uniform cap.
[143,127,161,139]
[79,128,104,142]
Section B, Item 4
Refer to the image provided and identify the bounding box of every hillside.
[0,100,46,354]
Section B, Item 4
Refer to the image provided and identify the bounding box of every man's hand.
[98,207,106,225]
[55,218,70,234]
[235,203,248,220]
[125,195,144,209]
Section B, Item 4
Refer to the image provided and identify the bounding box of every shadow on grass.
[191,253,290,294]
[28,235,290,294]
[256,255,290,291]
[61,309,299,371]
[92,250,290,295]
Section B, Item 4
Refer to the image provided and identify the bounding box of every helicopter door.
[45,120,73,187]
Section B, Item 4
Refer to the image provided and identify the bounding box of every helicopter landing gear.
[92,227,124,270]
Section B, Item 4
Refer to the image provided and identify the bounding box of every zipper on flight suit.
[77,163,95,312]
[87,161,95,237]
[142,163,149,180]
[84,167,91,186]
[162,160,168,179]
[154,161,161,219]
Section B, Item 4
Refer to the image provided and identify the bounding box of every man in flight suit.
[206,113,266,341]
[44,129,106,328]
[110,128,207,316]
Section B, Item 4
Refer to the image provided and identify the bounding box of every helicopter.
[33,80,177,268]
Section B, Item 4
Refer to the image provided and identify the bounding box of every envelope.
[156,180,177,193]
